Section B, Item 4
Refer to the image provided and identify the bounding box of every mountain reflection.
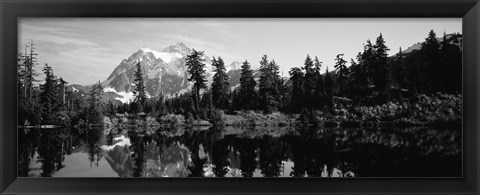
[18,126,462,177]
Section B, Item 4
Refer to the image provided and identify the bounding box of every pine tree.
[258,55,271,113]
[211,56,230,109]
[303,55,316,104]
[268,60,282,111]
[421,30,442,92]
[372,33,390,91]
[361,40,375,88]
[133,62,147,113]
[334,54,349,95]
[288,67,304,113]
[439,32,462,92]
[87,81,104,125]
[259,55,282,113]
[39,63,59,124]
[185,49,207,114]
[324,68,335,113]
[313,57,325,109]
[239,60,257,110]
[391,47,407,89]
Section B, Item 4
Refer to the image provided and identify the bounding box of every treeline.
[115,30,461,121]
[18,41,105,126]
[18,30,462,126]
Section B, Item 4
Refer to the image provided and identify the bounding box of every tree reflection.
[258,136,287,177]
[18,128,40,177]
[85,127,103,167]
[211,139,230,177]
[238,138,258,177]
[36,129,66,177]
[128,131,146,177]
[20,125,463,177]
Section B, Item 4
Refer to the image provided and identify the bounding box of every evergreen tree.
[86,81,104,125]
[372,33,390,91]
[421,30,442,92]
[185,49,207,114]
[391,47,407,89]
[313,57,325,109]
[324,68,335,113]
[155,92,167,116]
[288,67,304,113]
[268,60,282,111]
[301,55,318,109]
[39,63,59,124]
[259,55,282,113]
[334,54,349,95]
[440,33,462,92]
[133,62,147,113]
[361,40,375,88]
[348,57,365,102]
[238,60,257,110]
[211,56,230,109]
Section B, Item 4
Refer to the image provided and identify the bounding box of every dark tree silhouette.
[334,54,349,95]
[211,56,230,109]
[185,49,207,114]
[239,60,257,110]
[133,62,147,112]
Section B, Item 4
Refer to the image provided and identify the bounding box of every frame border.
[1,0,479,194]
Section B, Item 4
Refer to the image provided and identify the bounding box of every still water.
[18,125,462,177]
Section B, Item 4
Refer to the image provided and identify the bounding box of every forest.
[17,30,463,129]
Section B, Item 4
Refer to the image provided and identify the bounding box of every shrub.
[158,114,185,125]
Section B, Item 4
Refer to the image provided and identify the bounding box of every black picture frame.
[1,0,479,194]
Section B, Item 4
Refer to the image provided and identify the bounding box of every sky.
[18,18,461,85]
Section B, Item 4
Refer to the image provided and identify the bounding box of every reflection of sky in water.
[54,153,117,177]
[27,152,117,177]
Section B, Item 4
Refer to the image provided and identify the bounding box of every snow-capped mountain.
[100,42,221,103]
[226,61,242,72]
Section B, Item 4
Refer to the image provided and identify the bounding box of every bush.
[157,114,185,125]
[352,93,462,124]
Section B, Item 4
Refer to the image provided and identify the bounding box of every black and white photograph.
[17,18,462,178]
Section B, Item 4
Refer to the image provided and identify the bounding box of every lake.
[18,125,462,177]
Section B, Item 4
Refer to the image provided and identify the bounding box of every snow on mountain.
[161,42,192,56]
[100,135,131,151]
[103,87,136,103]
[101,42,225,101]
[226,61,241,72]
[140,47,183,63]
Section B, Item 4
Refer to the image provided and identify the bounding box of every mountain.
[226,61,242,72]
[100,43,223,103]
[403,33,462,53]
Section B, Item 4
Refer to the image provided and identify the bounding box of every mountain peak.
[175,42,187,47]
[139,47,153,52]
[161,42,192,56]
[226,61,242,72]
[135,47,163,60]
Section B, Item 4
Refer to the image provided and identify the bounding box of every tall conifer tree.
[186,49,207,113]
[211,56,230,109]
[239,60,257,109]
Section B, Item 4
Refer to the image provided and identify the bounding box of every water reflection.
[18,125,462,177]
